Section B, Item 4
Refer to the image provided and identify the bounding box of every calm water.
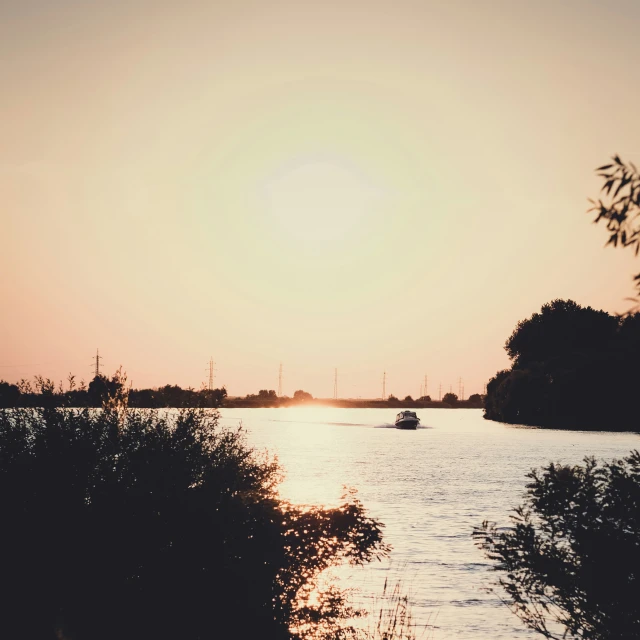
[218,407,640,640]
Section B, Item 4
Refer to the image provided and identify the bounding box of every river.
[218,406,639,640]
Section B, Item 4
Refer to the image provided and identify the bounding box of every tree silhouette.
[474,452,640,639]
[87,374,122,405]
[0,381,20,408]
[442,392,458,405]
[484,300,640,430]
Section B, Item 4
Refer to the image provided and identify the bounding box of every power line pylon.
[382,371,386,400]
[439,382,442,401]
[424,374,428,398]
[91,349,103,378]
[278,363,283,397]
[205,357,215,391]
[333,368,338,400]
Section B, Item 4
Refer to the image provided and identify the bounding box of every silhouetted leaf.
[614,176,631,198]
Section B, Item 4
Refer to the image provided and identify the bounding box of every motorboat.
[395,411,419,430]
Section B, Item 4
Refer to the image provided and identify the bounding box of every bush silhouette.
[0,386,388,639]
[474,452,640,639]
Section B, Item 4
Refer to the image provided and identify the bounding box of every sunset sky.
[2,0,640,398]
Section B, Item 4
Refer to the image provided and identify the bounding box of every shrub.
[0,380,389,640]
[474,452,640,639]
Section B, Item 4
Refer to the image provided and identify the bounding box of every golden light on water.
[259,406,365,507]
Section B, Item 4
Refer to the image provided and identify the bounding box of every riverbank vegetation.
[0,374,228,409]
[0,376,391,640]
[225,395,483,409]
[482,157,640,431]
[0,376,483,410]
[483,299,640,430]
[476,156,640,640]
[475,451,640,639]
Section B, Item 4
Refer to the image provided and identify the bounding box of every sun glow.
[263,159,384,252]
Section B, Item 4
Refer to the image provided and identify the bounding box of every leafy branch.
[589,155,640,299]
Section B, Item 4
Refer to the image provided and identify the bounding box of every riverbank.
[223,397,484,409]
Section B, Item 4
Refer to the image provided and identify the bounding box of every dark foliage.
[0,374,227,409]
[293,390,314,402]
[0,380,20,407]
[88,373,123,405]
[589,156,640,300]
[404,396,413,402]
[467,393,483,405]
[484,299,640,429]
[128,384,227,408]
[0,381,388,640]
[233,390,282,407]
[442,392,458,405]
[474,452,640,639]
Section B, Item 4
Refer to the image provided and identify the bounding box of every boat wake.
[268,419,370,427]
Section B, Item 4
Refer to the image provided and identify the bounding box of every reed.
[359,578,433,640]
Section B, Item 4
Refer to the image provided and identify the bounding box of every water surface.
[218,407,639,639]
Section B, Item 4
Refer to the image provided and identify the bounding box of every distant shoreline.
[0,376,483,410]
[223,398,483,409]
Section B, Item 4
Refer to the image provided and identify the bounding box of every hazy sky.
[2,0,640,398]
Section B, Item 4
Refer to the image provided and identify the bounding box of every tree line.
[0,374,227,409]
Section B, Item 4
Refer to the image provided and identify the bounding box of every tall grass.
[359,578,434,640]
